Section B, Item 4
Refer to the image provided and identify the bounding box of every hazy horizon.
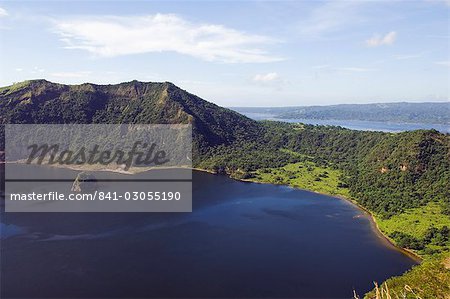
[228,100,450,108]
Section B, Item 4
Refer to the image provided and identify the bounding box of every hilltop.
[0,80,261,160]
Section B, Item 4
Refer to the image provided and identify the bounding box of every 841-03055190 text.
[9,191,182,201]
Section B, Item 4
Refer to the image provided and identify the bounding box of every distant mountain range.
[232,102,450,125]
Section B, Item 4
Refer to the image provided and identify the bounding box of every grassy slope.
[249,161,349,198]
[246,149,349,196]
[364,204,450,298]
[364,254,450,299]
[377,202,450,256]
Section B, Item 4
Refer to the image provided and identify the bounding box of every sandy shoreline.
[236,175,423,263]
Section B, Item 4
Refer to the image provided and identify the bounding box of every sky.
[0,0,449,107]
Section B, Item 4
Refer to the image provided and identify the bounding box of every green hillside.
[0,80,261,159]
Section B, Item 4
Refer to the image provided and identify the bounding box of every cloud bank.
[366,31,397,47]
[0,7,8,17]
[253,72,280,82]
[53,13,283,63]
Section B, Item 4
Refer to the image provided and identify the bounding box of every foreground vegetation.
[363,254,450,299]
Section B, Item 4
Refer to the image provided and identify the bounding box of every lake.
[240,112,450,133]
[1,167,417,298]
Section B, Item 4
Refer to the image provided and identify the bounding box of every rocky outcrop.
[71,172,98,192]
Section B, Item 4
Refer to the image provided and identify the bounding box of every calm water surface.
[1,167,417,298]
[241,112,450,133]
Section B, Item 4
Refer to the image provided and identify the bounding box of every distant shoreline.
[231,101,450,128]
[234,112,450,133]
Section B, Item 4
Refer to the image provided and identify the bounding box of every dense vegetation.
[1,80,449,297]
[233,102,450,124]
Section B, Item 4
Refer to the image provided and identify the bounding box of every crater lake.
[0,166,417,298]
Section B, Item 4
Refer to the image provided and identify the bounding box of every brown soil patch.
[443,257,450,270]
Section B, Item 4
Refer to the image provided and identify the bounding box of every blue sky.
[0,0,449,106]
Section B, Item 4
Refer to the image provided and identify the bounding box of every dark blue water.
[1,169,417,298]
[241,112,450,133]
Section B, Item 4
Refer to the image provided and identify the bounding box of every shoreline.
[235,174,423,263]
[7,162,422,262]
[6,161,208,175]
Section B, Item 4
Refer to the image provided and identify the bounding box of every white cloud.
[52,14,283,63]
[0,7,8,17]
[253,72,280,82]
[31,66,45,74]
[366,31,397,47]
